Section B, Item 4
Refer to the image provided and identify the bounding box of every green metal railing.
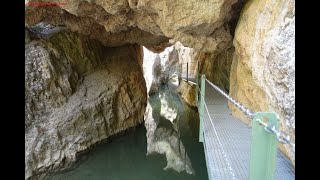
[177,62,293,180]
[178,61,198,83]
[250,113,279,180]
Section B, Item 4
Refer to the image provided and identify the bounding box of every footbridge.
[177,62,295,180]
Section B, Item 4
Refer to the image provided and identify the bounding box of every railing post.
[187,63,189,82]
[196,63,199,105]
[177,64,181,85]
[249,112,279,180]
[199,74,205,142]
[180,63,182,85]
[197,61,200,106]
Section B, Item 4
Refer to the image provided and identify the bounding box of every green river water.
[49,82,208,180]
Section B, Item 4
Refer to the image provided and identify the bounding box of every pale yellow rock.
[230,0,295,165]
[176,81,197,107]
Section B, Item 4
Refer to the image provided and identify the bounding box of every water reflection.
[144,79,195,175]
[47,77,207,180]
[159,93,177,123]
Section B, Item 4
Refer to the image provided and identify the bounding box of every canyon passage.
[25,0,295,179]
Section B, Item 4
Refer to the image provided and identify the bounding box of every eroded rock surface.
[25,30,147,179]
[25,0,241,52]
[229,0,295,164]
[143,45,177,95]
[25,0,295,174]
[176,81,197,107]
[197,47,234,92]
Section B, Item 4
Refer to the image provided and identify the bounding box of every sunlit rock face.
[176,81,197,107]
[143,45,193,173]
[174,42,195,65]
[229,0,295,164]
[25,30,147,179]
[173,42,197,78]
[142,41,198,108]
[25,0,241,52]
[164,42,198,106]
[143,46,176,95]
[144,83,195,174]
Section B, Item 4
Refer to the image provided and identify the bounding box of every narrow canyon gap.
[25,0,295,179]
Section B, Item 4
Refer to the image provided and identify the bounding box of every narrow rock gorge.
[25,0,295,179]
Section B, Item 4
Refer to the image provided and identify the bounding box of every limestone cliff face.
[176,81,197,107]
[197,47,234,92]
[143,46,175,95]
[165,38,235,106]
[168,42,197,107]
[25,0,240,53]
[229,0,295,164]
[25,30,147,179]
[170,41,233,107]
[24,0,295,172]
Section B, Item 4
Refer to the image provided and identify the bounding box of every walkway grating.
[202,82,295,180]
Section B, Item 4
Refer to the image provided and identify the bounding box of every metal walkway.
[179,73,295,180]
[202,82,295,180]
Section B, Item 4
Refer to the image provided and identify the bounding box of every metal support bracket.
[249,112,279,180]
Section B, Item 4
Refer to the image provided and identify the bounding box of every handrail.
[179,61,198,64]
[176,66,295,179]
[177,66,296,150]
